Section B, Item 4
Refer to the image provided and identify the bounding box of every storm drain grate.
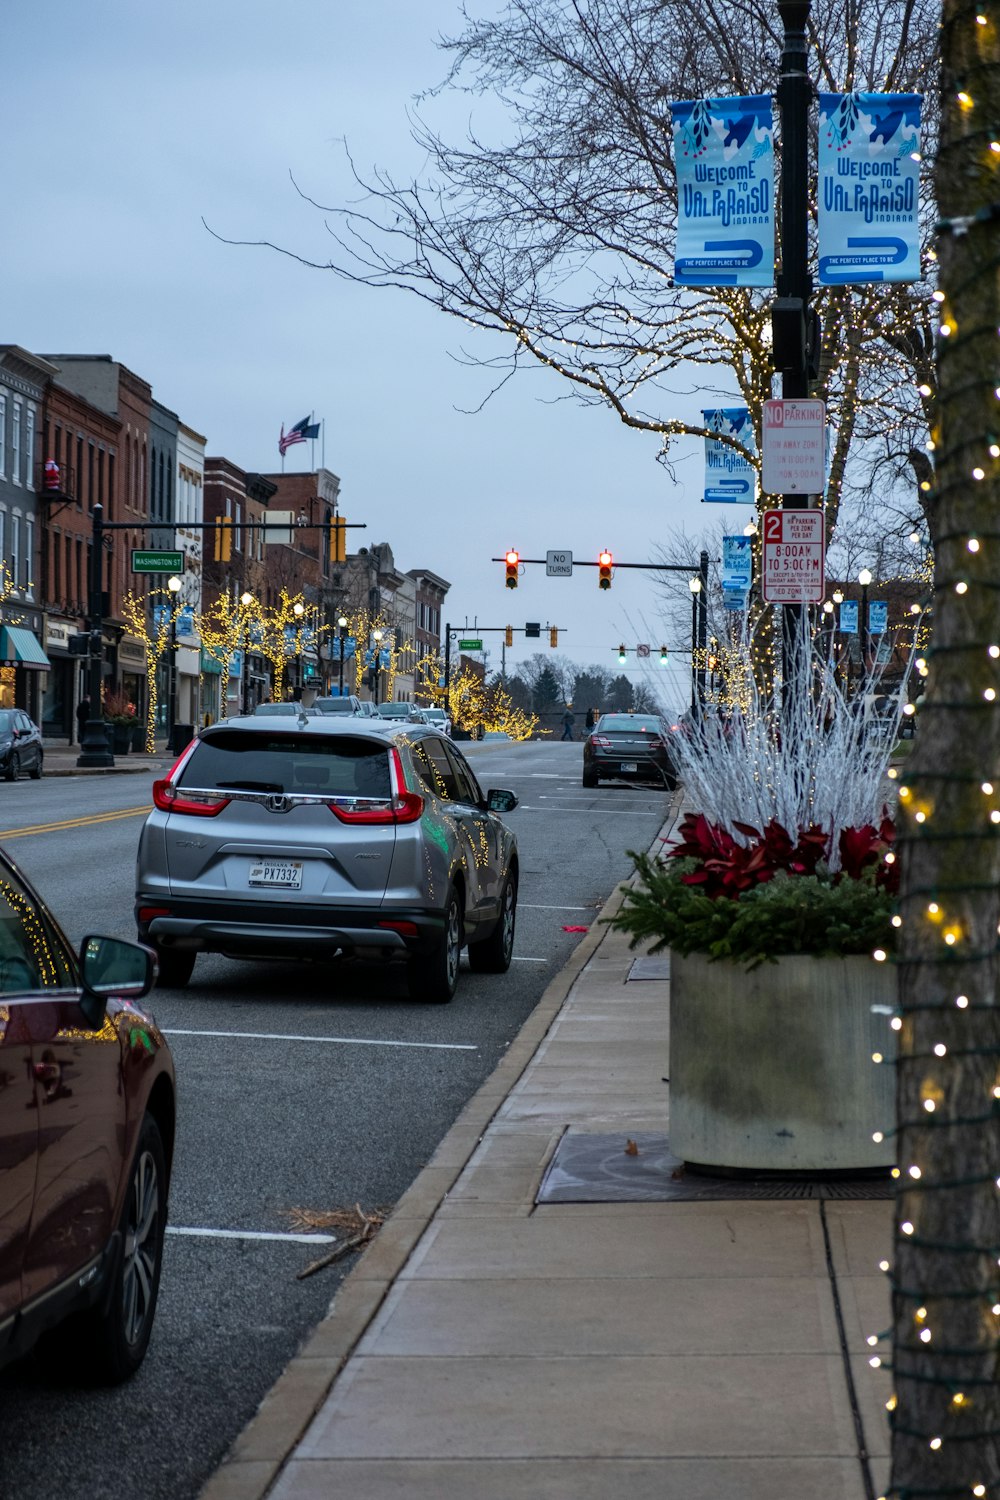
[535,1130,893,1204]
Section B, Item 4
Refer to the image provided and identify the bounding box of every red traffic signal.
[505,550,520,589]
[598,550,613,590]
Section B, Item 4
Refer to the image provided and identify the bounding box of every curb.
[197,867,638,1500]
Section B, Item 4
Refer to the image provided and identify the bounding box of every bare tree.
[891,6,1000,1493]
[254,0,940,536]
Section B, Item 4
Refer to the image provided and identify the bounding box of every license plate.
[248,859,302,889]
[621,762,638,773]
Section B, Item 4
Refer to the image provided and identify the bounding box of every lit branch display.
[120,589,181,753]
[885,5,1000,1497]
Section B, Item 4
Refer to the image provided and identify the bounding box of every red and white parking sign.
[761,508,825,604]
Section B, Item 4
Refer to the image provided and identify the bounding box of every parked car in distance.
[375,702,428,723]
[315,695,364,715]
[252,702,321,717]
[135,716,521,1003]
[0,709,43,781]
[0,847,174,1383]
[420,707,452,736]
[583,712,677,790]
[355,700,378,717]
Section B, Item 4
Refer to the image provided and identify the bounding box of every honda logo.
[265,794,290,814]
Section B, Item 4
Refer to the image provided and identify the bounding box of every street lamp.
[167,574,182,744]
[240,592,254,711]
[371,628,384,705]
[337,614,348,697]
[689,574,703,712]
[292,601,305,697]
[858,568,873,666]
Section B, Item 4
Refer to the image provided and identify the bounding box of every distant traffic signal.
[505,625,514,647]
[214,518,232,563]
[549,626,558,648]
[598,550,613,590]
[618,643,627,663]
[329,516,347,563]
[505,550,520,589]
[659,646,669,665]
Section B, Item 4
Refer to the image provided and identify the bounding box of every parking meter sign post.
[761,508,825,605]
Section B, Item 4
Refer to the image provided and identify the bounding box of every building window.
[24,517,34,594]
[97,447,105,506]
[107,451,115,519]
[77,435,84,505]
[11,514,21,590]
[234,502,242,552]
[25,406,36,490]
[11,401,21,485]
[0,512,7,584]
[0,393,6,480]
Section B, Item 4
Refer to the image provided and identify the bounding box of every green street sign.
[458,638,483,650]
[132,549,184,574]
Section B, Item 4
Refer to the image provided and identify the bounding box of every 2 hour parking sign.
[761,508,825,604]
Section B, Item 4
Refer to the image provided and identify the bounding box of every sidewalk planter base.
[669,952,896,1173]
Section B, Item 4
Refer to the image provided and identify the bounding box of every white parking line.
[163,1028,477,1051]
[520,903,592,910]
[516,804,659,815]
[512,956,549,963]
[166,1226,335,1244]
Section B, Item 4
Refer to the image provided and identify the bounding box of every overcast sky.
[9,0,737,712]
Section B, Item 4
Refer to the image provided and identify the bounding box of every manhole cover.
[535,1131,892,1204]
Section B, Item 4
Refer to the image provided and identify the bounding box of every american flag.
[278,416,320,456]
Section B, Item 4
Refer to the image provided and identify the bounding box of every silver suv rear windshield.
[181,732,392,798]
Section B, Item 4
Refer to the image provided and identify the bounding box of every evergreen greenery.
[612,854,895,971]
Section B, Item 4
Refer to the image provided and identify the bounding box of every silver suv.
[135,717,519,1003]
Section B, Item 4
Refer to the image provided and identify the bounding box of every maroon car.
[0,847,174,1382]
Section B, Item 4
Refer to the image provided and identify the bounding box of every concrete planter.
[669,951,896,1172]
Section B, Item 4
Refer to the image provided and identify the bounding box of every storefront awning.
[0,626,50,670]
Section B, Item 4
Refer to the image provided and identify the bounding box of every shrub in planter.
[614,811,898,971]
[609,628,906,1171]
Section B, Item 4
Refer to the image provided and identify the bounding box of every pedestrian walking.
[561,707,575,741]
[75,696,91,746]
[585,706,597,732]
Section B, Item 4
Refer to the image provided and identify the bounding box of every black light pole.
[773,0,817,711]
[338,615,347,696]
[77,502,113,768]
[859,568,872,674]
[167,574,182,748]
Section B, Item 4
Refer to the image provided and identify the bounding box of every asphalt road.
[0,739,671,1500]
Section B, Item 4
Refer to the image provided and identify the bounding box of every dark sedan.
[582,712,677,789]
[0,709,43,782]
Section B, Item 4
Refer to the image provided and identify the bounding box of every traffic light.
[505,625,513,647]
[618,643,627,664]
[505,549,520,588]
[659,646,669,665]
[214,518,232,563]
[329,516,347,563]
[598,550,613,590]
[549,626,558,648]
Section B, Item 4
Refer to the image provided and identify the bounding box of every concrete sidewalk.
[41,739,171,776]
[199,872,893,1500]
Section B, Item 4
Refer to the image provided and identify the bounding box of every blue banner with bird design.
[671,95,774,287]
[818,93,922,284]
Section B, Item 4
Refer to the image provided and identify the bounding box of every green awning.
[0,626,50,670]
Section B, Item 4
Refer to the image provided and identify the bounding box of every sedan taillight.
[589,735,613,748]
[152,779,230,817]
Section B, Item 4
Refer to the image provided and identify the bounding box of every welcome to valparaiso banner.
[817,92,922,284]
[671,96,775,288]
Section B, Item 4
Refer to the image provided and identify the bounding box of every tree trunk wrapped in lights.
[120,590,178,754]
[890,7,1000,1495]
